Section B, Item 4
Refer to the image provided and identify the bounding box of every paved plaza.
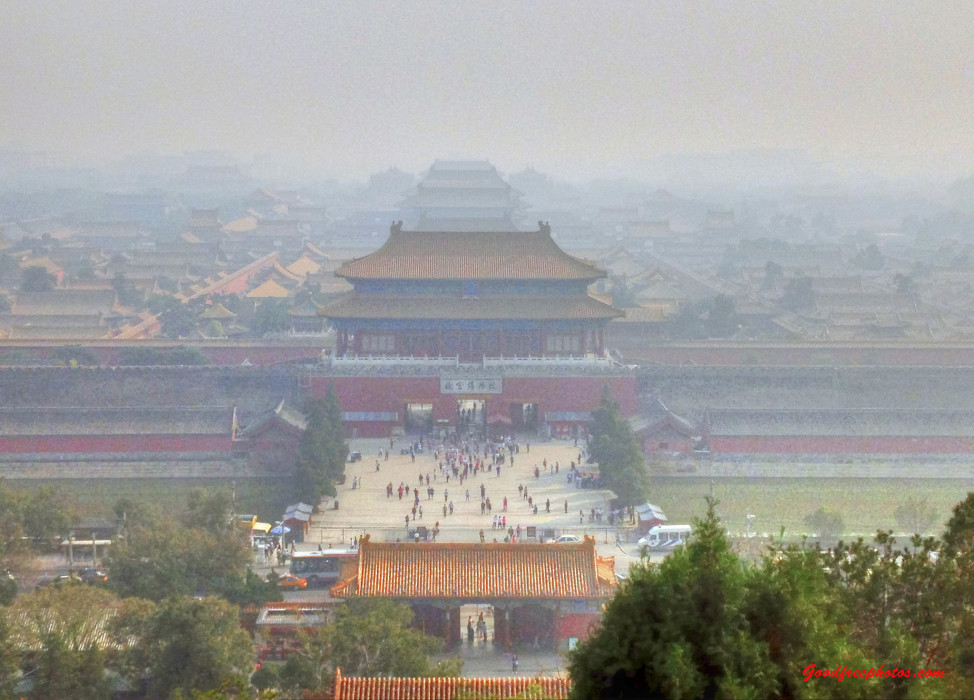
[303,436,636,557]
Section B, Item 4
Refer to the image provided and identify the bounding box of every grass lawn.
[647,477,974,541]
[5,478,294,524]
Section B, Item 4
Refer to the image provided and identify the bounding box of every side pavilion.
[330,535,616,652]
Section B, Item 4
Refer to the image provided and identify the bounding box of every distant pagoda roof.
[336,222,606,281]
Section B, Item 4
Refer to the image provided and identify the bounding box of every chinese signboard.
[440,377,502,394]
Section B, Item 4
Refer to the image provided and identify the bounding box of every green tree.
[324,599,458,678]
[157,275,179,293]
[569,499,879,699]
[186,488,234,537]
[107,491,255,603]
[322,383,348,486]
[609,278,637,308]
[142,596,253,699]
[804,506,845,541]
[779,276,815,312]
[893,273,917,296]
[762,260,783,291]
[158,303,199,339]
[587,386,648,511]
[112,272,145,308]
[706,294,738,338]
[6,584,119,700]
[854,244,885,271]
[20,265,55,292]
[294,388,346,503]
[0,480,30,574]
[253,299,291,336]
[20,266,57,292]
[0,481,72,575]
[894,497,939,535]
[0,615,19,698]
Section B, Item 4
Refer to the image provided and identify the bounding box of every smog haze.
[2,1,972,181]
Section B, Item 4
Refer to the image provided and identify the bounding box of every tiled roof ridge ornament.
[538,220,551,236]
[390,220,403,235]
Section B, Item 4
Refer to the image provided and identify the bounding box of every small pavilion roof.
[336,224,605,281]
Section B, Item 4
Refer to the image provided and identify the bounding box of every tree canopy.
[107,489,277,606]
[570,499,880,699]
[294,384,347,503]
[570,493,974,699]
[20,265,55,292]
[256,598,462,696]
[139,595,255,699]
[587,386,648,509]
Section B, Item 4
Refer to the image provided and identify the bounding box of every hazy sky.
[2,1,972,179]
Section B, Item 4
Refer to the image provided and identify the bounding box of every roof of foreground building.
[330,535,615,600]
[330,670,571,700]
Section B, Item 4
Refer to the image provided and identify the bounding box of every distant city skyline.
[2,2,973,182]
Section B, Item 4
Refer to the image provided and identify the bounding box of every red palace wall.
[310,374,638,437]
[0,435,234,454]
[0,342,323,366]
[626,343,974,367]
[557,612,601,641]
[710,436,974,454]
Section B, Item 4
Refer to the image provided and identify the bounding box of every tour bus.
[289,548,357,587]
[637,524,692,551]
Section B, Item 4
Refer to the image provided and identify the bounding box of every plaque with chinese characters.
[440,377,502,394]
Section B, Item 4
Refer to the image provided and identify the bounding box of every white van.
[637,525,692,550]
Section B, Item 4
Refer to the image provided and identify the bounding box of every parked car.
[347,451,362,463]
[79,567,109,583]
[546,534,582,544]
[277,573,308,589]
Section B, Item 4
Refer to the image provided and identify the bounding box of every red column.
[443,607,453,650]
[501,606,511,652]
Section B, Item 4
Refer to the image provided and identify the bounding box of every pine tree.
[588,385,648,509]
[294,386,347,503]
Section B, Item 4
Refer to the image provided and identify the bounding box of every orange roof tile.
[337,226,605,281]
[331,669,571,700]
[333,535,614,600]
[318,292,621,321]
